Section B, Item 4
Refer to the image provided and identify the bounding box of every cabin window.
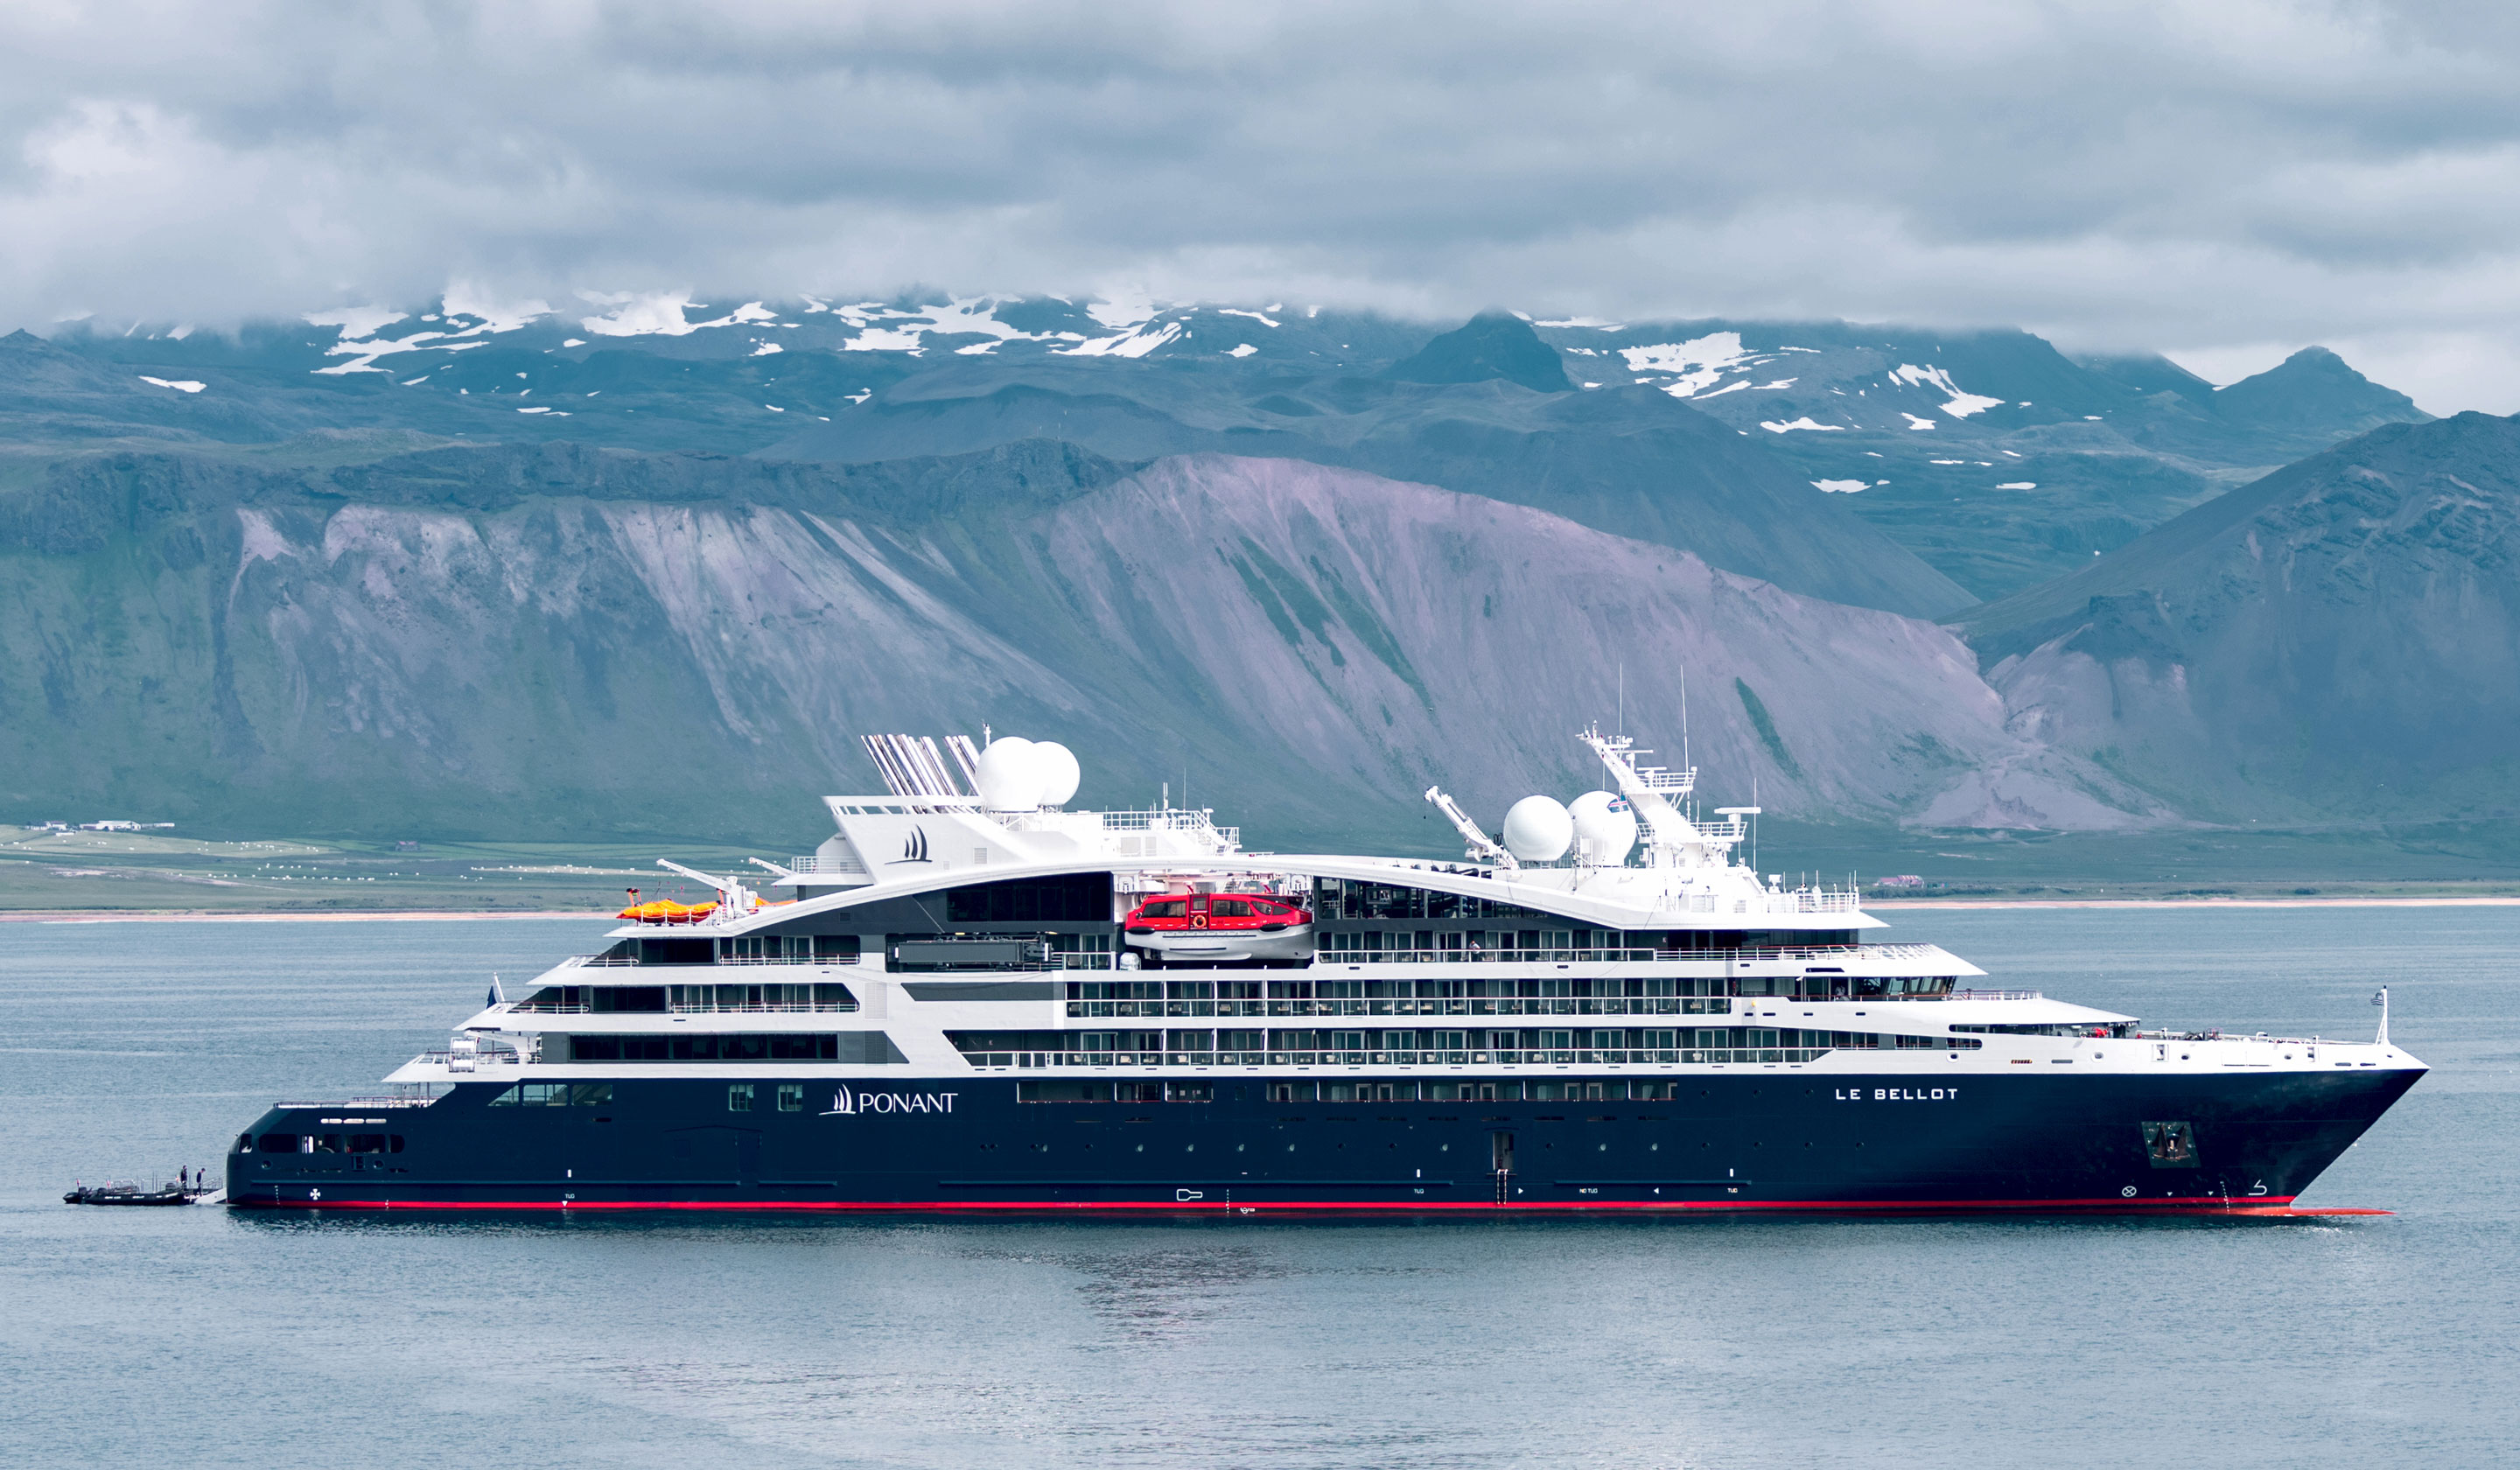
[258,1133,301,1153]
[566,1032,896,1063]
[946,872,1113,922]
[591,986,667,1012]
[1018,1080,1112,1103]
[778,1083,805,1112]
[490,1082,577,1105]
[722,935,812,962]
[639,938,715,965]
[727,1083,755,1113]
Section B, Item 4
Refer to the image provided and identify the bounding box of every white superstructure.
[397,728,2417,1099]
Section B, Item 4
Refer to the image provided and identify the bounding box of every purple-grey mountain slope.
[0,444,2147,844]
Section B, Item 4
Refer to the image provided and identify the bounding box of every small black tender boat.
[66,1170,214,1206]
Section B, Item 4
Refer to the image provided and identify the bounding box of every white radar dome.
[1568,789,1637,865]
[1033,741,1082,806]
[974,736,1046,811]
[1501,794,1574,863]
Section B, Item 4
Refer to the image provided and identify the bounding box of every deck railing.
[1306,942,1940,966]
[410,1047,528,1072]
[954,1046,1837,1069]
[1068,996,1736,1018]
[508,999,859,1015]
[564,952,865,969]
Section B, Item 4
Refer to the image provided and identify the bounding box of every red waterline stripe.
[240,1194,2351,1215]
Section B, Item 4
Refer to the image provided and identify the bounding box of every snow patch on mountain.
[305,306,407,340]
[578,292,779,339]
[825,296,1071,354]
[440,284,552,334]
[1620,333,1769,397]
[137,375,204,393]
[1058,318,1184,358]
[1892,364,2005,418]
[1812,480,1869,493]
[844,326,927,353]
[1761,417,1844,433]
[1087,293,1159,330]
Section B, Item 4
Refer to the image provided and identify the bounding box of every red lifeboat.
[1122,892,1314,965]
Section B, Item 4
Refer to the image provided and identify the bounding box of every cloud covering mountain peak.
[6,3,2520,410]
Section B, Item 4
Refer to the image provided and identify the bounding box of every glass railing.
[1068,996,1733,1018]
[564,951,866,969]
[953,1046,1831,1069]
[506,999,859,1015]
[1307,942,1941,965]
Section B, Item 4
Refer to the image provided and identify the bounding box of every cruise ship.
[226,728,2425,1214]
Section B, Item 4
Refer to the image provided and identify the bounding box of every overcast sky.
[8,0,2520,410]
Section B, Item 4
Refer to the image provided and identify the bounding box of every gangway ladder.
[1491,1129,1516,1207]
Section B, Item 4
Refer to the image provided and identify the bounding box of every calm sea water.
[4,907,2515,1469]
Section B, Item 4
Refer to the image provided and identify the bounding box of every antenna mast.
[1678,664,1690,775]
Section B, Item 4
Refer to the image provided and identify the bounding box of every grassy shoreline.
[10,823,2520,917]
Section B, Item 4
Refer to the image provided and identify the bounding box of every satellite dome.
[974,736,1046,811]
[1568,789,1636,865]
[1033,741,1082,806]
[1501,795,1574,862]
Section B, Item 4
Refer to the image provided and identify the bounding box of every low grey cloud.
[8,0,2520,409]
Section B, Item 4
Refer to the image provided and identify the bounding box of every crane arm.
[1424,786,1516,869]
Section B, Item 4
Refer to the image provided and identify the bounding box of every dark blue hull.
[227,1068,2418,1215]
